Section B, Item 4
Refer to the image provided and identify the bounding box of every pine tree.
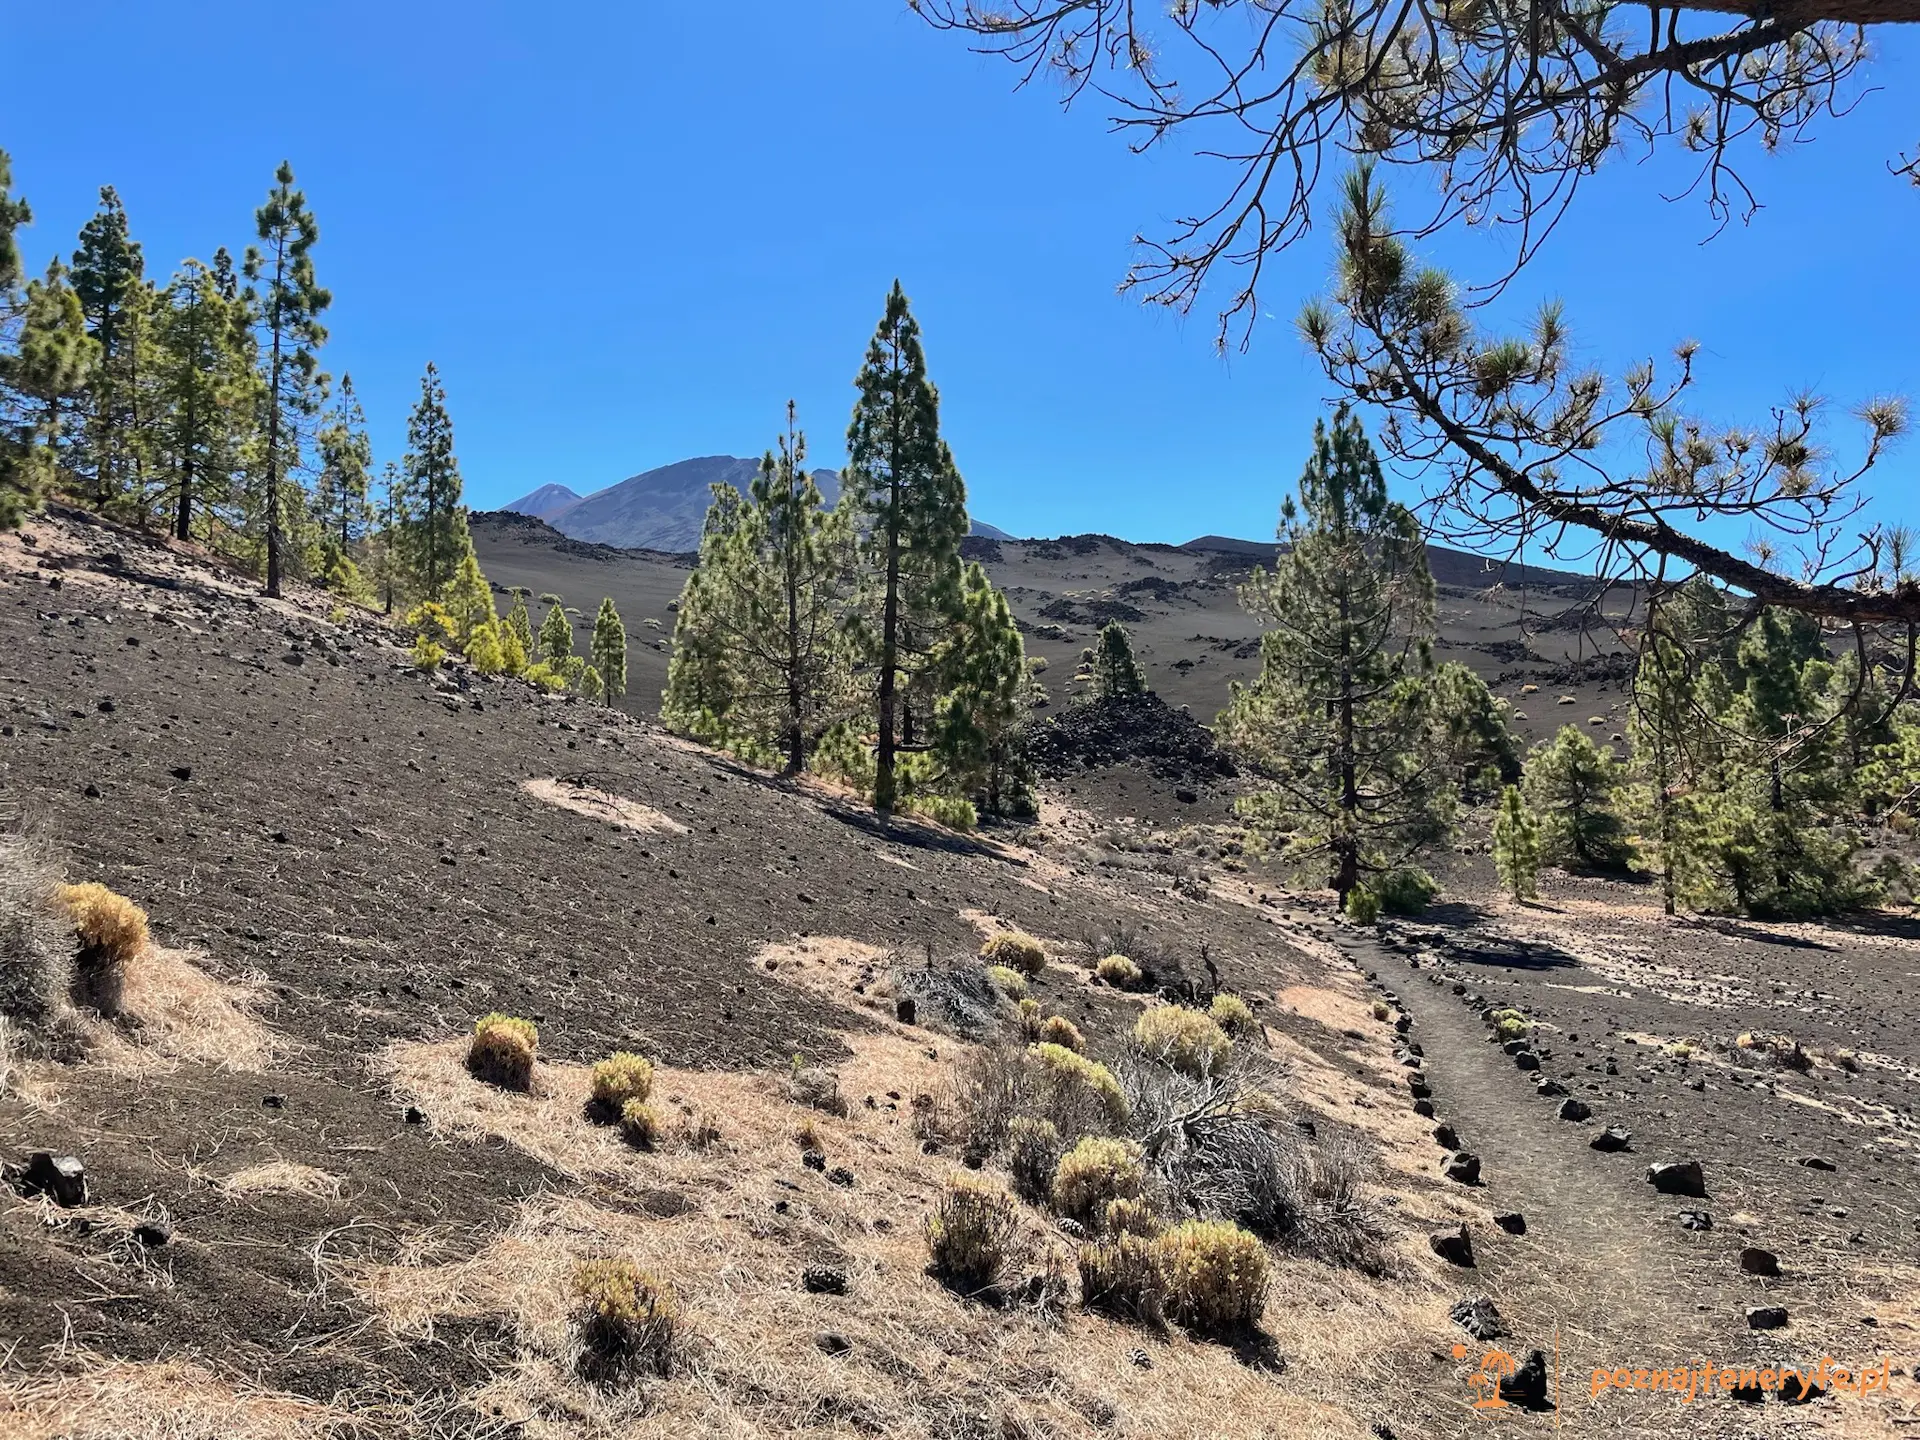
[1524,725,1630,871]
[844,283,968,813]
[69,186,147,510]
[497,620,528,676]
[399,362,467,597]
[504,588,536,667]
[934,561,1032,813]
[316,373,371,554]
[662,406,855,771]
[577,663,605,704]
[444,550,494,642]
[0,252,95,527]
[375,461,408,614]
[153,257,252,542]
[1217,406,1450,904]
[246,162,330,597]
[591,597,627,704]
[539,601,574,664]
[1428,661,1522,797]
[1492,785,1540,901]
[1090,621,1145,698]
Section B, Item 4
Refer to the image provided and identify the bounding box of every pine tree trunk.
[263,242,287,600]
[1334,581,1360,900]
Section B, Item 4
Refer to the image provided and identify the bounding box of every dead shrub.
[790,1063,849,1116]
[1037,1015,1084,1052]
[569,1256,679,1384]
[1006,1116,1063,1206]
[925,1176,1021,1296]
[1158,1219,1268,1334]
[1051,1136,1146,1228]
[1095,954,1143,990]
[1134,1005,1232,1078]
[56,881,148,1018]
[467,1013,538,1091]
[980,930,1047,977]
[1016,997,1043,1040]
[1737,1031,1813,1072]
[590,1051,654,1114]
[0,838,80,1057]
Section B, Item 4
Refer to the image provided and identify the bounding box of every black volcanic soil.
[1,509,1914,1437]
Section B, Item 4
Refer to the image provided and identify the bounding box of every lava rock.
[826,1166,856,1188]
[1798,1155,1837,1172]
[801,1150,826,1172]
[1678,1210,1714,1231]
[1432,1123,1460,1151]
[1739,1246,1781,1276]
[1449,1295,1505,1341]
[132,1219,173,1247]
[1557,1098,1591,1122]
[1746,1306,1790,1330]
[802,1266,849,1295]
[816,1331,852,1356]
[1429,1224,1475,1266]
[1647,1160,1706,1197]
[17,1153,86,1207]
[1407,1074,1432,1100]
[1411,1098,1436,1118]
[1501,1349,1550,1409]
[1534,1078,1568,1098]
[1589,1126,1632,1152]
[1494,1212,1527,1235]
[1513,1051,1540,1072]
[1442,1151,1482,1186]
[894,996,917,1025]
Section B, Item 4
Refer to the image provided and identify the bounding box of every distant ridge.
[501,455,1014,552]
[1181,533,1598,591]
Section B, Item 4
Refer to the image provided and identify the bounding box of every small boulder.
[132,1219,173,1248]
[894,996,917,1025]
[1407,1074,1433,1100]
[1798,1155,1837,1172]
[18,1153,86,1207]
[1678,1210,1714,1231]
[1429,1224,1475,1267]
[815,1331,852,1356]
[1647,1160,1706,1198]
[1739,1246,1781,1276]
[1442,1151,1482,1186]
[1432,1123,1460,1151]
[1448,1295,1504,1341]
[1533,1078,1568,1098]
[1746,1305,1789,1331]
[802,1265,849,1295]
[1589,1126,1632,1153]
[1494,1211,1526,1235]
[1411,1098,1436,1118]
[1501,1349,1550,1409]
[1513,1051,1540,1072]
[1557,1098,1591,1122]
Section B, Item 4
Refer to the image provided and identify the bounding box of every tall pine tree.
[153,257,253,542]
[316,373,371,553]
[591,597,627,705]
[0,255,94,526]
[1217,406,1449,904]
[70,186,148,510]
[399,362,467,597]
[246,162,330,597]
[844,282,967,813]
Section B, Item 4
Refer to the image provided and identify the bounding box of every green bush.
[1037,1014,1085,1052]
[1157,1219,1269,1333]
[1208,993,1255,1035]
[1016,996,1043,1040]
[1030,1042,1128,1126]
[467,1013,539,1091]
[1489,1007,1530,1041]
[925,1176,1020,1294]
[986,965,1028,1000]
[1095,954,1143,990]
[1077,1232,1166,1322]
[1051,1136,1146,1228]
[1375,867,1440,916]
[1133,1006,1232,1078]
[1103,1196,1162,1239]
[619,1099,661,1148]
[981,930,1047,977]
[570,1257,678,1384]
[1343,886,1382,924]
[591,1052,654,1112]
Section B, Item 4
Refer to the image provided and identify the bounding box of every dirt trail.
[1332,928,1850,1437]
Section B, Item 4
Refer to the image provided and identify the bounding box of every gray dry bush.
[0,837,82,1060]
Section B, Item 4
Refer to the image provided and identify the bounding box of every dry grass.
[361,1022,1424,1438]
[521,777,689,835]
[113,947,279,1071]
[211,1161,346,1200]
[0,1353,361,1439]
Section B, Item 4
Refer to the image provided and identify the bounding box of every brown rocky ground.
[0,507,1914,1438]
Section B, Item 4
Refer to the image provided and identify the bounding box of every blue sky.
[3,2,1915,547]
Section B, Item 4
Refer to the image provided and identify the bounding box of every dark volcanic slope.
[474,513,1636,742]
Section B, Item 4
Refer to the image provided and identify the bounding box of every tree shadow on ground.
[1679,917,1837,951]
[1440,931,1583,972]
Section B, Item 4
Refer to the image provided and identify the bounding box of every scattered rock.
[169,765,192,781]
[262,1094,286,1109]
[1513,1051,1540,1072]
[1411,1098,1435,1118]
[1429,1224,1475,1267]
[1798,1155,1837,1172]
[1678,1210,1714,1231]
[1533,1078,1568,1097]
[802,1266,848,1295]
[16,1153,86,1207]
[1589,1126,1632,1152]
[1449,1295,1504,1341]
[1557,1098,1590,1122]
[1432,1123,1460,1151]
[404,1105,427,1125]
[1174,786,1198,804]
[1739,1246,1781,1277]
[1746,1306,1789,1331]
[1407,1074,1432,1100]
[1128,1347,1153,1369]
[1646,1160,1706,1197]
[132,1219,172,1247]
[894,996,916,1025]
[1442,1151,1482,1186]
[815,1331,852,1356]
[1494,1212,1526,1235]
[827,1166,855,1188]
[801,1150,826,1172]
[1501,1349,1550,1409]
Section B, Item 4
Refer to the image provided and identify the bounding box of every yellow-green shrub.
[1095,954,1143,990]
[1489,1008,1530,1041]
[56,881,148,1016]
[467,1012,538,1091]
[1157,1219,1268,1333]
[1209,993,1255,1035]
[980,930,1047,977]
[1104,1196,1161,1239]
[1077,1233,1165,1321]
[570,1257,678,1383]
[1016,997,1043,1040]
[1134,1005,1232,1078]
[1030,1042,1128,1126]
[1051,1135,1145,1227]
[1006,1116,1061,1205]
[619,1099,661,1148]
[925,1176,1020,1294]
[592,1051,654,1112]
[1038,1014,1084,1052]
[1371,1000,1391,1022]
[986,965,1028,1000]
